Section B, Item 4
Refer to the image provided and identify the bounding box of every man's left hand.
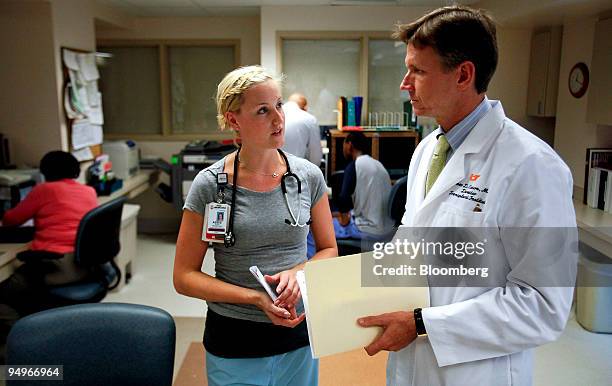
[358,311,417,356]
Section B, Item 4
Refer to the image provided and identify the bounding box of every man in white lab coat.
[358,5,577,385]
[282,93,323,166]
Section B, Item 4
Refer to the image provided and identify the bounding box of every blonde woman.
[173,66,337,385]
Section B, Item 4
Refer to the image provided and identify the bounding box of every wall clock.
[568,62,589,98]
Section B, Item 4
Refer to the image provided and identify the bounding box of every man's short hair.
[393,5,498,93]
[40,151,80,182]
[345,132,369,153]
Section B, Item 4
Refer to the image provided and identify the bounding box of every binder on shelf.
[605,172,612,213]
[587,167,600,208]
[583,148,612,205]
[347,99,356,126]
[340,97,347,128]
[596,168,608,210]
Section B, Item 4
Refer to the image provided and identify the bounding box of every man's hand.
[358,311,417,356]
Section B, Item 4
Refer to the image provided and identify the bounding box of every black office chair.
[45,197,126,305]
[388,175,408,227]
[330,170,363,255]
[6,303,175,386]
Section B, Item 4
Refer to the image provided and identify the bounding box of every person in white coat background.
[282,93,323,166]
[358,5,578,386]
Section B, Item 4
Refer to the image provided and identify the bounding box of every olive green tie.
[425,134,450,196]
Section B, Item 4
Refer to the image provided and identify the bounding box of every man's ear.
[457,61,476,92]
[225,111,239,131]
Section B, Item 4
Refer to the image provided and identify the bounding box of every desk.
[0,242,29,282]
[0,172,154,285]
[97,170,156,205]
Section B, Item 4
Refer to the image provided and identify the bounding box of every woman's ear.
[225,111,239,131]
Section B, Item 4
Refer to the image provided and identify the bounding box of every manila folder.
[299,252,429,358]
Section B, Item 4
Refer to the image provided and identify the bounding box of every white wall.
[97,16,260,66]
[0,1,62,167]
[554,16,612,190]
[96,15,260,162]
[261,6,547,142]
[487,27,556,145]
[51,0,97,153]
[0,0,128,167]
[96,16,260,231]
[261,5,431,75]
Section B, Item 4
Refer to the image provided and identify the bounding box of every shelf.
[573,199,612,258]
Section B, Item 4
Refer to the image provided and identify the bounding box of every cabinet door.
[527,31,551,116]
[586,17,612,125]
[527,27,561,117]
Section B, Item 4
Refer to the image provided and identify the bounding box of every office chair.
[46,197,126,305]
[329,170,363,255]
[388,175,408,227]
[6,303,176,386]
[329,170,345,211]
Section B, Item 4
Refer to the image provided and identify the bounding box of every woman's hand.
[254,292,305,328]
[265,268,301,309]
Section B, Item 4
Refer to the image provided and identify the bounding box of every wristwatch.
[413,308,427,336]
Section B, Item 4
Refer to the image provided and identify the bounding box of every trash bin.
[576,243,612,333]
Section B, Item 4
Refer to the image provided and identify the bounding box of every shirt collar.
[443,96,491,152]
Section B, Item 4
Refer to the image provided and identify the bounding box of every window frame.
[97,39,240,141]
[276,31,397,124]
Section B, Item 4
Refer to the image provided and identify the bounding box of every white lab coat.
[389,101,577,386]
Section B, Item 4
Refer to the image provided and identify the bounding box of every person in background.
[358,6,577,385]
[0,151,98,361]
[282,93,323,166]
[173,66,337,386]
[334,132,394,241]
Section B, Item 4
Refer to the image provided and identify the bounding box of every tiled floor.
[107,234,612,386]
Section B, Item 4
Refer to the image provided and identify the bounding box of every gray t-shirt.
[183,152,326,323]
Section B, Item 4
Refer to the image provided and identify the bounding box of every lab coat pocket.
[435,202,486,227]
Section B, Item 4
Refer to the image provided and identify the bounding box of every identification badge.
[203,203,230,243]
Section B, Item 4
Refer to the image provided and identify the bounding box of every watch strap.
[414,308,427,336]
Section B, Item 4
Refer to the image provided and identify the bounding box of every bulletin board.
[61,47,104,161]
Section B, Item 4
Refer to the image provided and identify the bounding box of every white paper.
[64,85,84,119]
[72,119,103,150]
[86,82,100,107]
[62,49,79,70]
[90,124,103,145]
[77,53,99,81]
[72,147,94,162]
[77,85,89,109]
[300,253,429,358]
[87,104,104,125]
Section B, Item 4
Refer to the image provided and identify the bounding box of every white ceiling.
[94,0,612,25]
[95,0,479,17]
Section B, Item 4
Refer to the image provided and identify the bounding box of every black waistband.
[203,309,310,358]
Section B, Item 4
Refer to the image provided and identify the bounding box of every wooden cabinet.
[526,27,562,117]
[328,129,419,179]
[587,17,612,125]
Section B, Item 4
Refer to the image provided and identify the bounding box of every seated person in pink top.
[0,151,97,362]
[3,151,98,254]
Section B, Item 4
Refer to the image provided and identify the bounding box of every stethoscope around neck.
[224,147,312,248]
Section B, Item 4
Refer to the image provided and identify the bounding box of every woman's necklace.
[237,153,284,178]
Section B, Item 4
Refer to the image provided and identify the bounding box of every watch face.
[569,63,589,98]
